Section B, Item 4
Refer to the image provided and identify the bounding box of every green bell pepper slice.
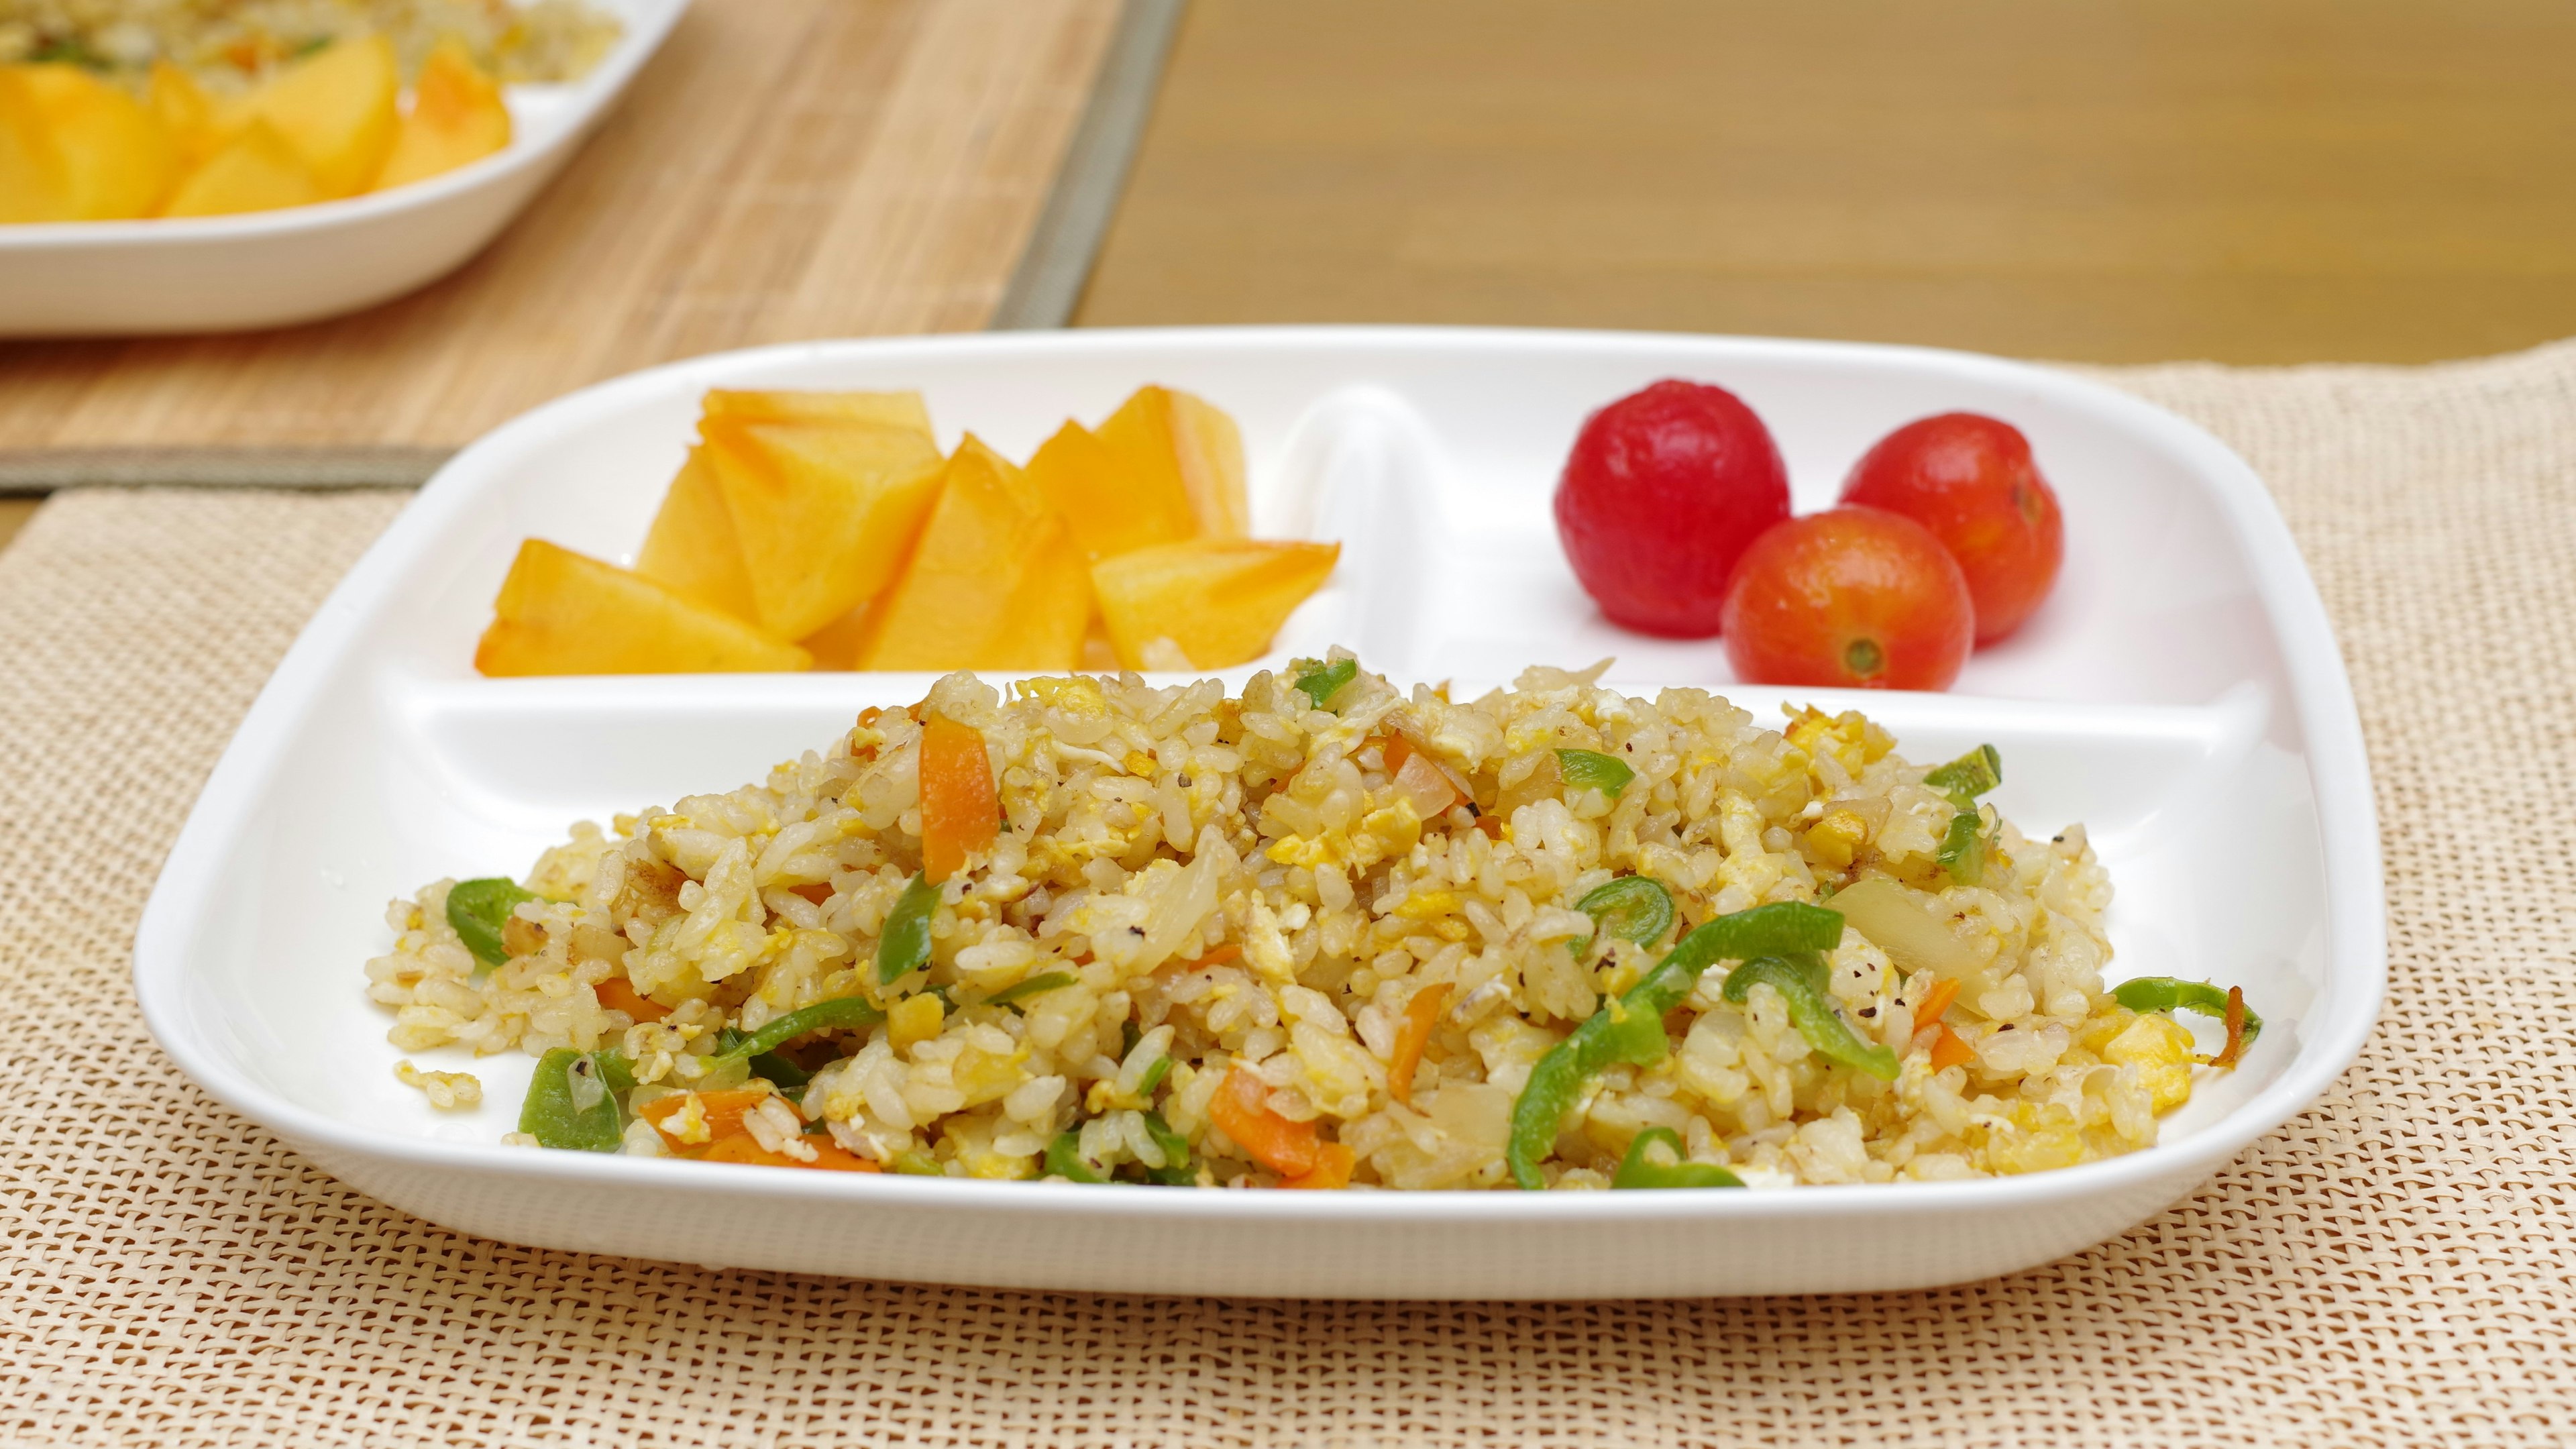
[1937,808,1989,885]
[984,971,1079,1010]
[1922,743,2002,806]
[519,1049,624,1152]
[1506,901,1845,1189]
[1555,748,1635,800]
[446,877,535,972]
[591,1048,638,1098]
[1572,875,1674,952]
[713,996,887,1069]
[1611,1126,1745,1189]
[1044,1130,1110,1184]
[748,1053,810,1091]
[877,871,938,984]
[711,1028,810,1090]
[1626,902,1845,1017]
[1721,953,1900,1081]
[1137,1055,1175,1097]
[1047,1114,1195,1186]
[2112,976,2263,1045]
[1924,745,2002,885]
[1140,1110,1196,1185]
[1290,657,1358,710]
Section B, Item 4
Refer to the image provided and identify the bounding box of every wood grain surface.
[0,0,1120,453]
[1078,0,2576,364]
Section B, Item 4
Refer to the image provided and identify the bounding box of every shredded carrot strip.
[1384,732,1415,774]
[637,1089,773,1148]
[1177,944,1241,971]
[1387,982,1453,1106]
[699,1132,880,1172]
[1929,1024,1976,1072]
[918,716,1000,883]
[789,882,833,906]
[1209,1066,1324,1178]
[1472,814,1504,841]
[595,977,670,1023]
[1282,1142,1356,1190]
[1912,975,1962,1026]
[2208,985,2251,1069]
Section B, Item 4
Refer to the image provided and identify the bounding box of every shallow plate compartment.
[0,0,686,337]
[134,327,2383,1299]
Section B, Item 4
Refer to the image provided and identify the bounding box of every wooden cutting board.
[0,0,1120,455]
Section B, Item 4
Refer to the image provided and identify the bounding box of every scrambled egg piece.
[888,994,945,1053]
[2103,1012,2200,1113]
[1784,705,1894,775]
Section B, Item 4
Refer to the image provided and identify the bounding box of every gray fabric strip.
[0,447,453,492]
[987,0,1186,331]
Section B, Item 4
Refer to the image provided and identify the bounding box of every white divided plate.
[133,327,2384,1299]
[0,0,686,337]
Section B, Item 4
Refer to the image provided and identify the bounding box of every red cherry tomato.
[1554,379,1790,637]
[1838,413,2063,643]
[1719,508,1974,691]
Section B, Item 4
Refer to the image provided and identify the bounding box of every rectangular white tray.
[0,0,686,336]
[133,327,2383,1298]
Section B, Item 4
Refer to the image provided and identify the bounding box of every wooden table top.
[1079,0,2576,365]
[8,0,2567,493]
[0,0,1119,455]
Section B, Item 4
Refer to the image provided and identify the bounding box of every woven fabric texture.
[4,341,2574,1446]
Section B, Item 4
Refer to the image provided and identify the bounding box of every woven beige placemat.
[5,340,2573,1447]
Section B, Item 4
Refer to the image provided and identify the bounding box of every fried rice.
[364,656,2209,1189]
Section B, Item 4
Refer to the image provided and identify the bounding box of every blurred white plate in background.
[0,0,687,337]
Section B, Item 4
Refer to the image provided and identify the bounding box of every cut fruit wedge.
[1095,385,1250,539]
[797,603,877,672]
[1024,419,1197,562]
[233,34,398,199]
[148,61,223,168]
[855,436,1092,670]
[1091,537,1340,669]
[700,416,945,640]
[701,389,932,441]
[474,539,810,676]
[160,119,323,218]
[633,446,759,623]
[0,70,70,223]
[373,37,510,191]
[0,63,176,220]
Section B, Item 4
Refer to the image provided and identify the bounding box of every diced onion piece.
[1827,876,1976,979]
[1393,751,1463,820]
